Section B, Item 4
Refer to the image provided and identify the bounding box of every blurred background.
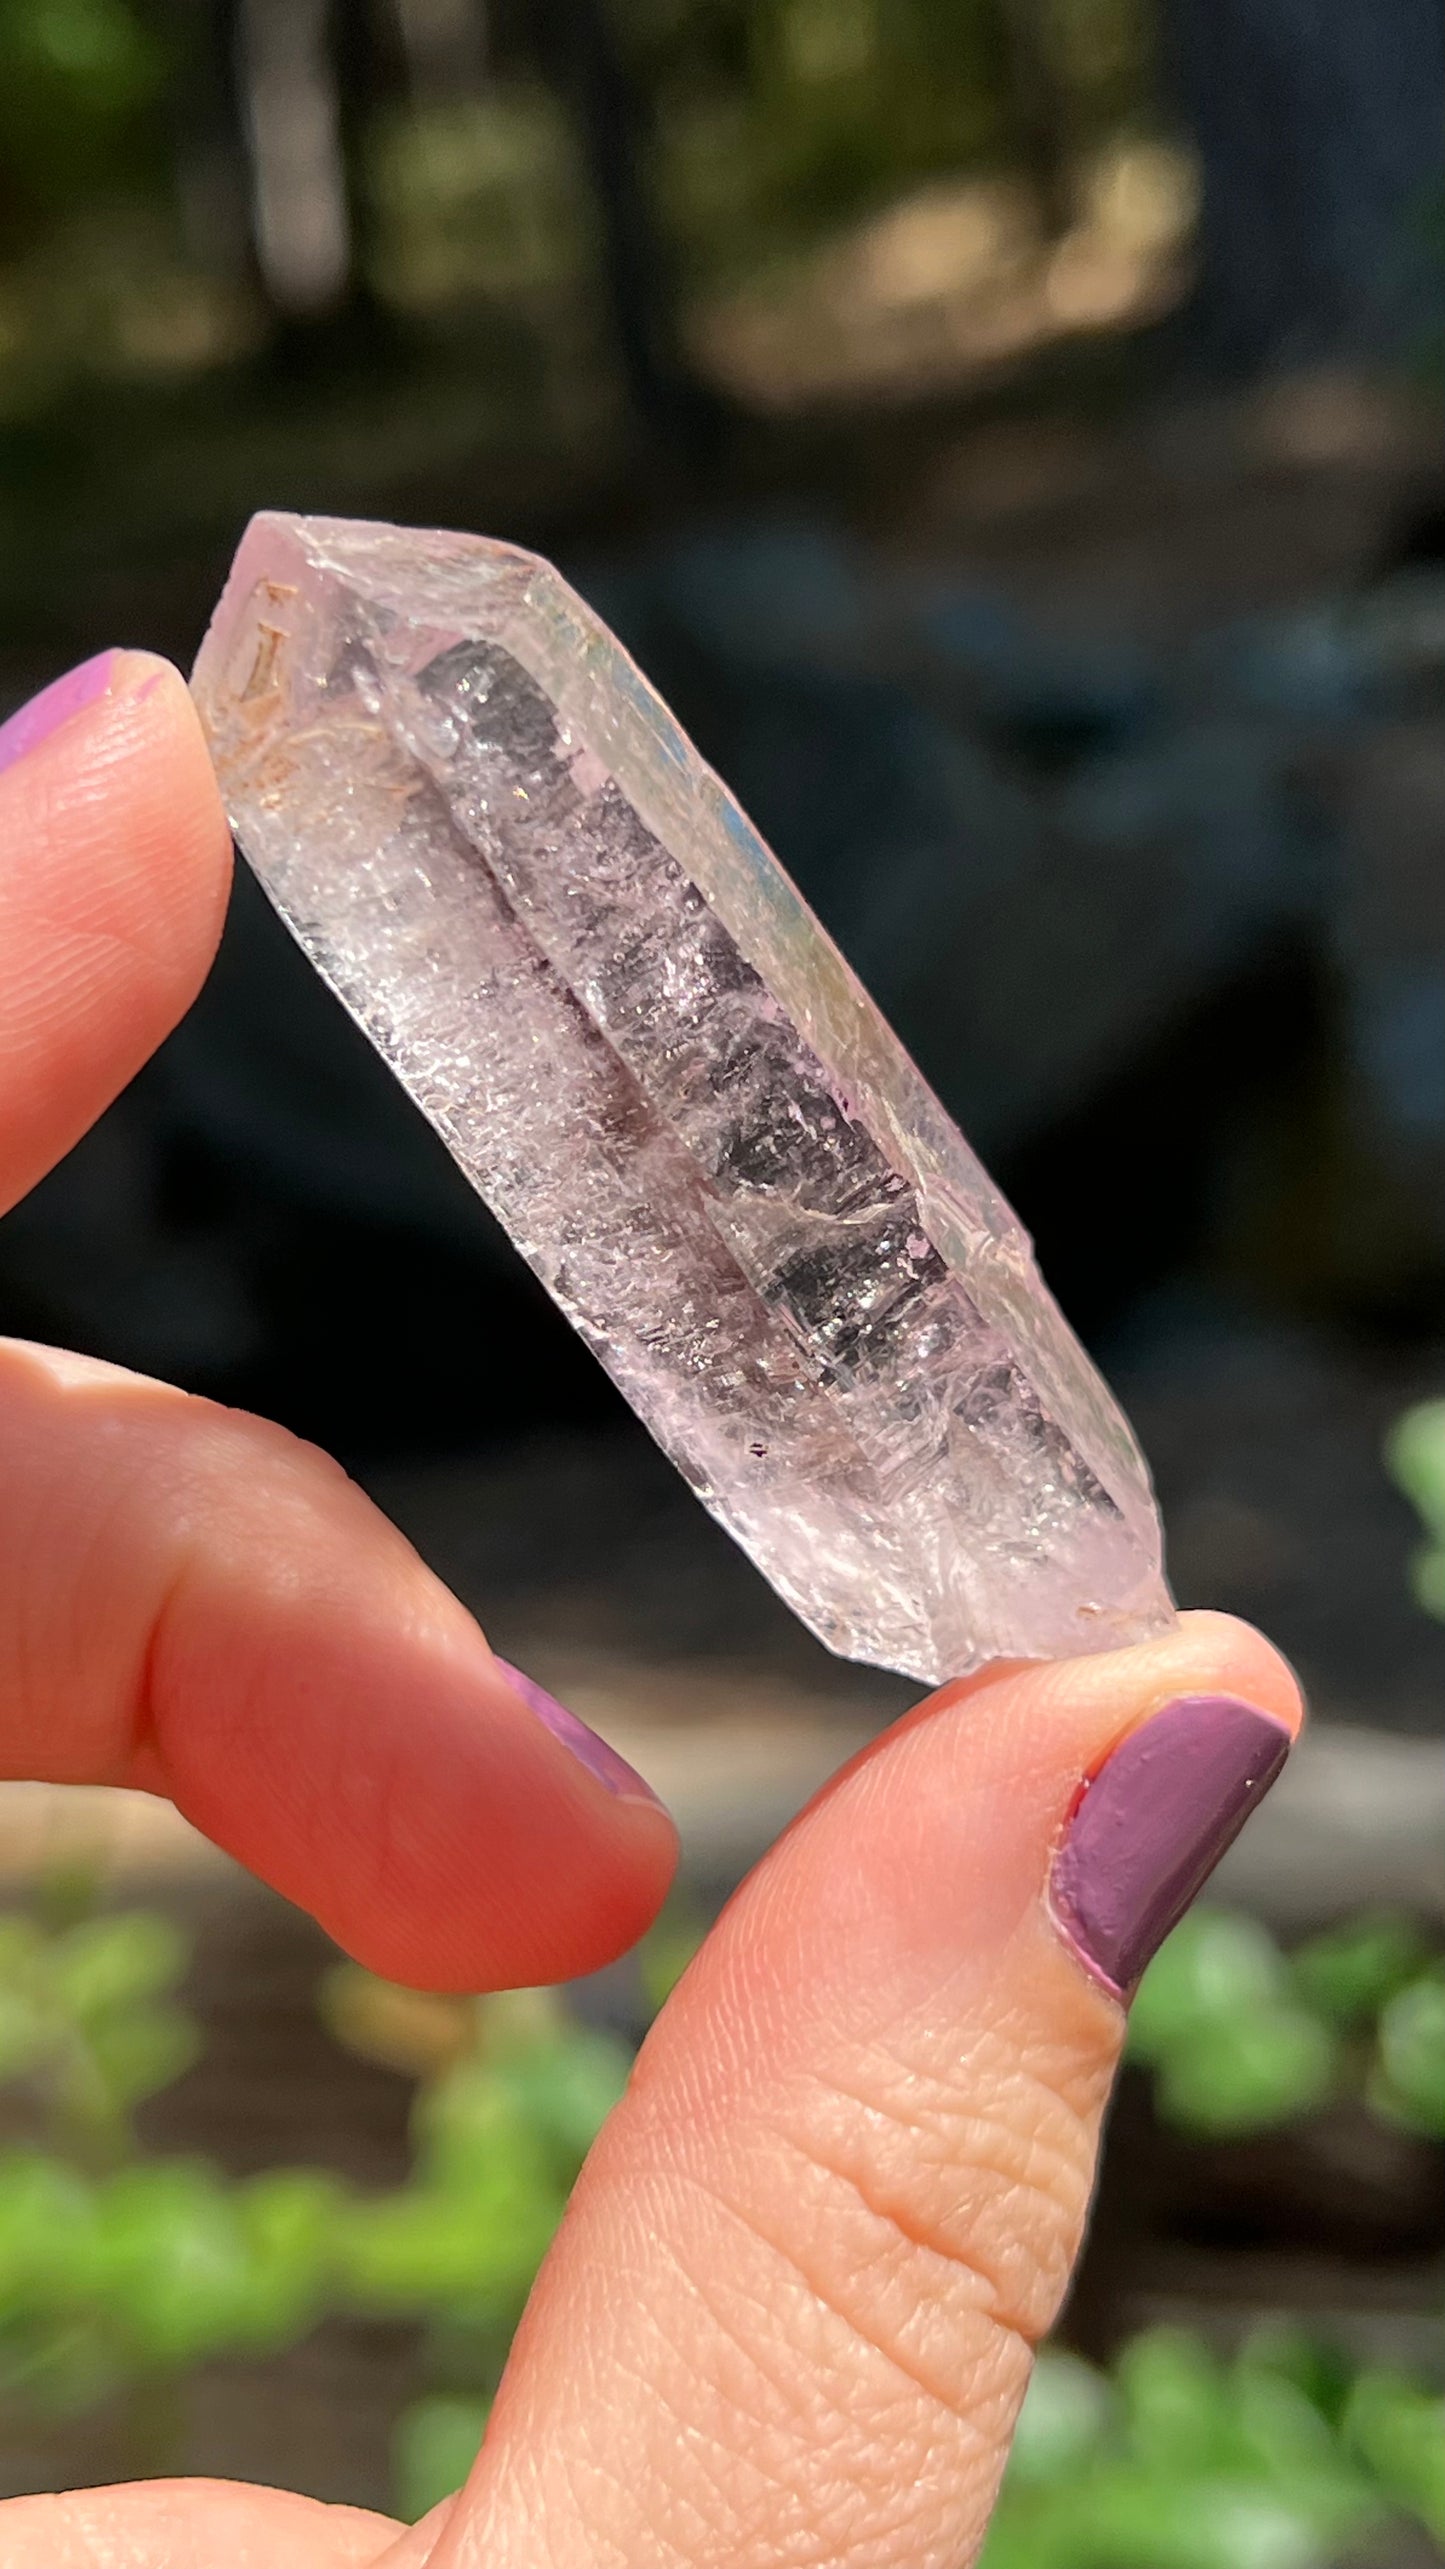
[2,0,1445,2547]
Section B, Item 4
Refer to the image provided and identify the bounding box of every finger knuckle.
[756,2014,1111,2406]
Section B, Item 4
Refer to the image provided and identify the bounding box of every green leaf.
[1290,1915,1431,2028]
[638,1905,708,2015]
[988,2332,1391,2569]
[1152,2007,1337,2138]
[237,2167,344,2266]
[413,2068,550,2194]
[1407,1545,1445,1621]
[336,2180,560,2319]
[46,1914,189,2024]
[1117,2330,1233,2473]
[0,1916,43,1980]
[87,2162,258,2366]
[493,2029,632,2172]
[1234,2328,1357,2433]
[1128,1913,1286,2065]
[1370,1968,1445,2135]
[81,2004,200,2111]
[1009,2351,1111,2487]
[1233,2370,1345,2485]
[230,2170,347,2352]
[393,2392,490,2521]
[0,1985,51,2080]
[1346,2369,1445,2537]
[0,2151,96,2305]
[1385,1401,1445,1540]
[1091,2471,1350,2569]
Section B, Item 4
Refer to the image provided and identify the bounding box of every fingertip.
[0,646,233,1207]
[1044,1616,1302,2001]
[1052,1608,1306,1751]
[325,1647,680,1989]
[332,1654,680,1990]
[924,1607,1305,1764]
[0,1338,678,1997]
[77,649,235,970]
[130,1400,679,1991]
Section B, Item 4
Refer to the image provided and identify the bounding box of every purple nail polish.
[494,1658,665,1808]
[0,652,118,778]
[1050,1695,1292,1999]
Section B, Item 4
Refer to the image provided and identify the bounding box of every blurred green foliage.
[0,0,1165,397]
[0,0,163,245]
[393,2388,493,2524]
[0,1897,337,2420]
[985,2330,1445,2569]
[0,1896,643,2505]
[0,1903,197,2167]
[1128,1906,1445,2140]
[0,1887,1439,2533]
[1388,1399,1445,1623]
[637,0,1155,270]
[364,0,1164,334]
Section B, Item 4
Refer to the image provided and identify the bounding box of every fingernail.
[0,651,119,778]
[494,1658,666,1808]
[1049,1695,1292,1999]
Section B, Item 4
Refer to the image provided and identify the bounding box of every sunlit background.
[0,0,1444,2541]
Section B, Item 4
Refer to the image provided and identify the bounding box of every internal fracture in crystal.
[192,512,1175,1684]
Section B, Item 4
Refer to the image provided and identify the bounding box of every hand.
[0,652,1302,2569]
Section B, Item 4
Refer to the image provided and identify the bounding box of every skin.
[0,654,1304,2568]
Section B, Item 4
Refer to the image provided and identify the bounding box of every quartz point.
[191,512,1175,1685]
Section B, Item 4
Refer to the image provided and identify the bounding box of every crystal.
[191,512,1175,1684]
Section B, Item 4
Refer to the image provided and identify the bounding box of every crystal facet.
[191,512,1175,1684]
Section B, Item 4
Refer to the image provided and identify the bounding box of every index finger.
[0,657,676,1986]
[0,651,232,1213]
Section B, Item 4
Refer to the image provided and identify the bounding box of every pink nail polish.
[1049,1695,1292,2000]
[494,1658,666,1808]
[0,651,119,778]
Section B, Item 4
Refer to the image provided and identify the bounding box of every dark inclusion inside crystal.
[411,638,958,1380]
[387,631,1118,1545]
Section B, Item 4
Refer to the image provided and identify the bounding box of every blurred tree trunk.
[531,0,730,456]
[203,0,402,346]
[169,0,254,286]
[237,0,353,322]
[1165,0,1445,371]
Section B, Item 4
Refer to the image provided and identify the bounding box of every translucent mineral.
[191,512,1175,1684]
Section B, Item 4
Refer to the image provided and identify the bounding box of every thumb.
[410,1610,1301,2569]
